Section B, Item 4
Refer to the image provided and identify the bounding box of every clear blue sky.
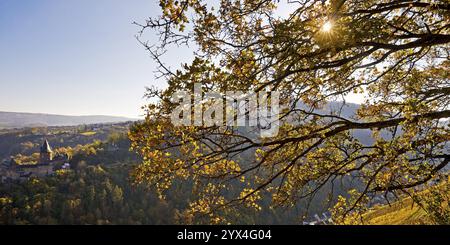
[0,0,186,118]
[0,1,365,118]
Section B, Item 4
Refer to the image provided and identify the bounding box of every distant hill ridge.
[0,111,137,128]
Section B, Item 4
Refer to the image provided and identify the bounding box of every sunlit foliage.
[130,0,450,223]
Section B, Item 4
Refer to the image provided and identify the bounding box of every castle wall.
[39,152,53,164]
[28,165,54,177]
[1,140,67,182]
[1,164,55,181]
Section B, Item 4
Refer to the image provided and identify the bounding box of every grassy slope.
[363,197,429,224]
[363,181,449,225]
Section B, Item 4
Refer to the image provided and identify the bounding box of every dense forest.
[0,165,176,225]
[0,125,337,224]
[0,123,448,225]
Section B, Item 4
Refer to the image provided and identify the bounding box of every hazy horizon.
[0,109,139,119]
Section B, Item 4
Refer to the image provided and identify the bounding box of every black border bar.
[0,225,449,243]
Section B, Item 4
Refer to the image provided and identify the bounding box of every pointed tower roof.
[40,139,53,153]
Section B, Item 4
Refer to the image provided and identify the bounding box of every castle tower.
[39,139,53,164]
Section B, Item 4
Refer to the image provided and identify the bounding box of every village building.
[0,139,70,182]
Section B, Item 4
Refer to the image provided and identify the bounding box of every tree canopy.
[130,0,450,224]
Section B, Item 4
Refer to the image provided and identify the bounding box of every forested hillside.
[0,165,178,224]
[0,123,350,224]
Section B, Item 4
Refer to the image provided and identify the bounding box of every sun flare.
[321,21,333,32]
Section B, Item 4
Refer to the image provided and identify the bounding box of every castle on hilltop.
[1,139,70,182]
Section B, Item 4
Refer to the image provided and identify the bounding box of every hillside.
[363,181,450,225]
[364,196,428,224]
[0,122,133,162]
[0,111,137,129]
[0,122,352,224]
